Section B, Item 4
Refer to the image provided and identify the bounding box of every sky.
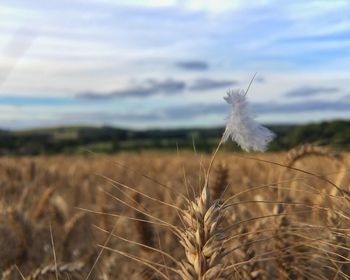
[1,0,350,129]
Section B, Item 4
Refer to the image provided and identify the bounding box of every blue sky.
[1,0,350,129]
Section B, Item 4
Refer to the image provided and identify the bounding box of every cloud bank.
[175,60,209,71]
[285,86,340,98]
[77,78,237,99]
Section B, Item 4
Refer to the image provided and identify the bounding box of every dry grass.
[0,147,350,279]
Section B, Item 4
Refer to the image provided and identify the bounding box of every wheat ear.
[31,187,55,221]
[211,162,229,201]
[178,183,228,280]
[26,261,85,280]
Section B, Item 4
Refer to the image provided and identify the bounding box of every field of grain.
[1,146,350,279]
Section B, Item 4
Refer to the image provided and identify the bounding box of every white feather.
[222,89,275,152]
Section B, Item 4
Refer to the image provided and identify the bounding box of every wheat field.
[1,145,350,279]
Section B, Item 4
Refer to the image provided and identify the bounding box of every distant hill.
[0,120,349,155]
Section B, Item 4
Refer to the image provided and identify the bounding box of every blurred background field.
[1,148,350,279]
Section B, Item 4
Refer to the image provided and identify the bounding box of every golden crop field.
[1,145,350,279]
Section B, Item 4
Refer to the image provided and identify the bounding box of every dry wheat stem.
[222,170,350,208]
[103,191,181,234]
[222,235,279,258]
[94,224,179,264]
[101,157,191,226]
[109,161,189,200]
[100,174,187,212]
[224,199,328,210]
[323,266,350,279]
[182,164,199,201]
[85,219,119,280]
[292,232,350,255]
[233,153,349,197]
[223,225,326,244]
[49,223,58,280]
[98,245,177,279]
[107,175,189,232]
[15,265,25,280]
[221,178,306,206]
[76,207,180,237]
[223,209,325,234]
